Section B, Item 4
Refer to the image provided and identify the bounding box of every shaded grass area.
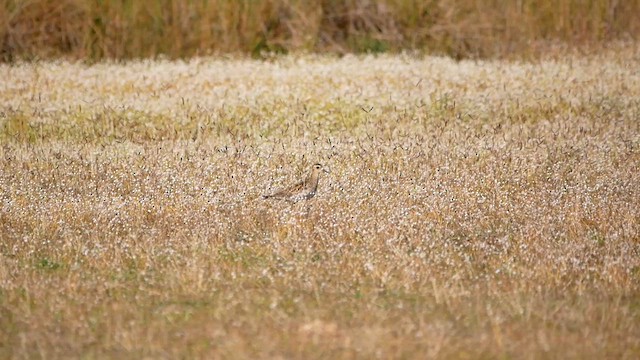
[2,265,636,358]
[1,0,639,61]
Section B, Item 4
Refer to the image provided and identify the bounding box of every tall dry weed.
[0,0,638,61]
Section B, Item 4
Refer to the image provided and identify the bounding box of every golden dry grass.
[1,0,639,61]
[1,46,640,358]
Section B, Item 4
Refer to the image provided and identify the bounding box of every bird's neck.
[305,171,319,188]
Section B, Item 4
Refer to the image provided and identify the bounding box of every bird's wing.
[263,179,305,199]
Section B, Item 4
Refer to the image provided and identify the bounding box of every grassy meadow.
[1,45,640,358]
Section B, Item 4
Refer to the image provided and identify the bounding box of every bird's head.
[313,163,330,174]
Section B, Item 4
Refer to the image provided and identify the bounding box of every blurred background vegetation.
[0,0,638,61]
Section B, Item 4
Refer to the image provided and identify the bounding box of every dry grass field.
[2,0,639,61]
[1,45,640,358]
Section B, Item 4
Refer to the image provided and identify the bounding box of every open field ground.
[1,46,640,358]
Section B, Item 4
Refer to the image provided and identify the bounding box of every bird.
[262,163,329,203]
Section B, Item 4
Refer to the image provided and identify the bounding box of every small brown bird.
[263,163,329,203]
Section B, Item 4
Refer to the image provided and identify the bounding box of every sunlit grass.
[1,48,639,358]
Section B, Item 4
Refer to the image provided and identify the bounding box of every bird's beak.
[323,168,330,174]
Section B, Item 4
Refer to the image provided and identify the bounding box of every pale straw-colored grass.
[1,47,639,358]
